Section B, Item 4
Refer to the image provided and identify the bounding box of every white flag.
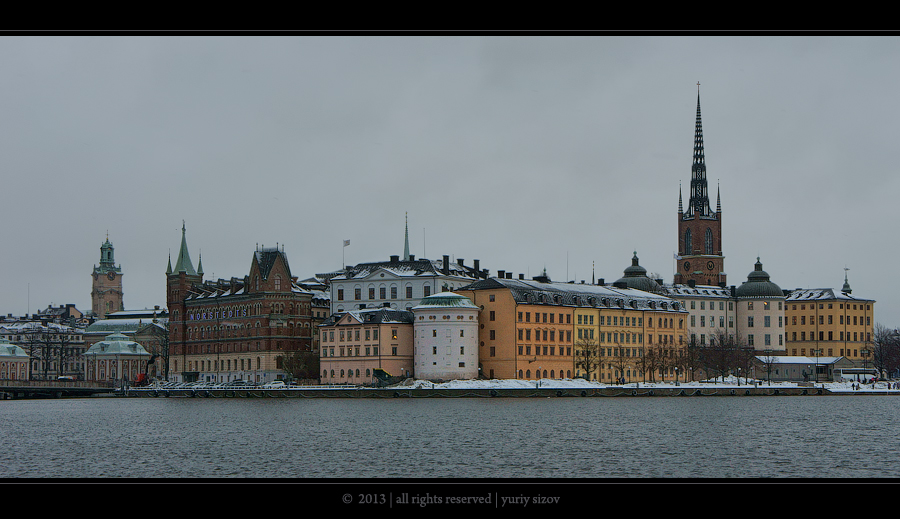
[343,240,350,247]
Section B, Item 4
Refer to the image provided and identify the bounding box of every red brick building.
[166,223,320,384]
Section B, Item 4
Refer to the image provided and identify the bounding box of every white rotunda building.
[412,292,480,381]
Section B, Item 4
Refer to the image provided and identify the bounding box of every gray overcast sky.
[1,36,897,325]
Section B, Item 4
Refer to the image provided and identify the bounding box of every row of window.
[792,314,870,326]
[516,345,573,356]
[790,331,871,342]
[792,348,863,357]
[337,285,429,301]
[517,328,572,342]
[323,346,399,357]
[187,357,262,372]
[790,303,871,311]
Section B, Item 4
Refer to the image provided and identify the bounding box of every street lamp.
[674,366,679,386]
[737,367,741,386]
[811,348,822,384]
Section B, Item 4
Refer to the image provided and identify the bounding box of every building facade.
[0,337,29,380]
[91,237,124,318]
[457,267,689,384]
[166,224,319,384]
[319,308,414,385]
[329,254,487,314]
[732,258,786,352]
[784,273,875,367]
[412,292,480,380]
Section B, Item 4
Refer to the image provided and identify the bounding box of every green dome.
[735,258,783,298]
[614,252,662,294]
[412,292,479,310]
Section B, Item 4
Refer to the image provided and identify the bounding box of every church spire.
[403,212,410,261]
[687,84,713,218]
[172,220,197,276]
[166,251,172,275]
[678,182,683,214]
[716,181,721,213]
[842,267,852,294]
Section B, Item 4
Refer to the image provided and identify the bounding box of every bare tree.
[574,337,601,381]
[873,323,900,378]
[757,350,780,385]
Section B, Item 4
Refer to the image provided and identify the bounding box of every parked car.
[263,380,286,389]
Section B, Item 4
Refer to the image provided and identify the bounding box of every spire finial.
[842,266,852,293]
[403,212,410,261]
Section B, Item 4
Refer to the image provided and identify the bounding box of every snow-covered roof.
[754,355,845,365]
[320,308,414,327]
[664,283,732,298]
[331,257,483,283]
[461,277,687,313]
[785,288,874,303]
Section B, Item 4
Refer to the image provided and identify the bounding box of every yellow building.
[458,269,687,383]
[784,275,875,366]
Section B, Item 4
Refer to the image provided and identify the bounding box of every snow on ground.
[393,376,900,393]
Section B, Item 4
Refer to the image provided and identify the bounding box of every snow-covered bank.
[392,376,899,393]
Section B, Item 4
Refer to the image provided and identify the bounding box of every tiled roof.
[460,278,686,312]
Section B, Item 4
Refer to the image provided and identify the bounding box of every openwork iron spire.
[403,212,410,261]
[687,86,714,218]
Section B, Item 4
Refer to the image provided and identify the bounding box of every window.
[489,330,495,340]
[424,286,431,297]
[369,288,376,300]
[748,316,754,327]
[391,287,397,299]
[406,286,413,298]
[490,311,495,321]
[489,294,495,302]
[355,288,361,300]
[380,287,386,299]
[764,316,771,327]
[337,289,344,301]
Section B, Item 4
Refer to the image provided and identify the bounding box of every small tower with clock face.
[91,236,124,317]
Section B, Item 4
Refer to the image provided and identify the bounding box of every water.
[2,395,898,478]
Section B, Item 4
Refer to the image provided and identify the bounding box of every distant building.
[784,271,875,367]
[663,282,733,348]
[35,304,85,325]
[83,332,151,385]
[751,355,854,383]
[0,321,85,380]
[457,264,689,383]
[0,337,29,380]
[91,237,124,317]
[166,223,320,384]
[733,258,786,353]
[327,218,487,314]
[411,292,480,381]
[319,308,414,385]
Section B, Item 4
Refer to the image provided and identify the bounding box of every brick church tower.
[91,235,124,317]
[674,87,726,287]
[166,222,203,362]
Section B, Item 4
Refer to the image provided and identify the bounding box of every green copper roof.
[735,258,783,298]
[172,222,197,276]
[85,332,150,357]
[412,292,479,310]
[0,337,28,358]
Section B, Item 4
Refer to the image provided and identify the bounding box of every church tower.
[91,235,124,317]
[674,86,726,287]
[166,222,203,363]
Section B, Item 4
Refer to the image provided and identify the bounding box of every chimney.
[688,279,696,288]
[390,255,399,262]
[519,274,524,280]
[473,259,480,275]
[458,258,464,267]
[506,272,512,279]
[598,278,605,285]
[443,255,450,275]
[730,285,736,297]
[409,254,415,261]
[498,270,506,279]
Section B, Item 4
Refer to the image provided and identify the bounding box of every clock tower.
[92,235,124,317]
[674,87,726,287]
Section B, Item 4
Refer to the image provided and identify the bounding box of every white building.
[412,292,480,381]
[664,283,734,347]
[733,258,786,352]
[329,254,487,314]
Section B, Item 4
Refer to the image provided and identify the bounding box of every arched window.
[526,369,531,379]
[705,228,713,255]
[684,228,692,255]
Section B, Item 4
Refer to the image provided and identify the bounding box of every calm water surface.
[2,396,898,478]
